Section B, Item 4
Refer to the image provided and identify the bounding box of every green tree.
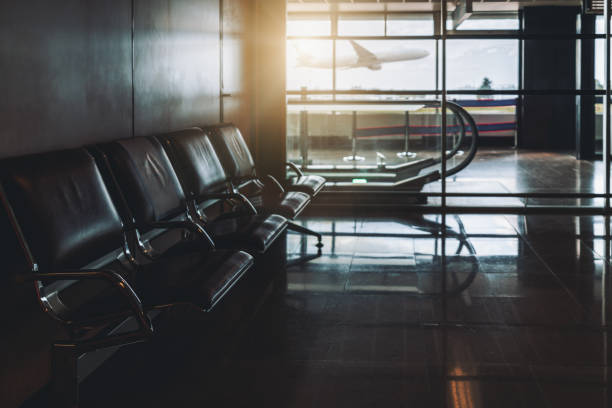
[479,77,492,90]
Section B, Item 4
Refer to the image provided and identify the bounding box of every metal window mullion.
[603,6,610,206]
[517,9,524,149]
[286,34,605,41]
[287,89,606,96]
[320,191,610,198]
[332,6,338,100]
[441,0,447,211]
[435,40,439,93]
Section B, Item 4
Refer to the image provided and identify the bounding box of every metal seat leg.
[287,221,323,248]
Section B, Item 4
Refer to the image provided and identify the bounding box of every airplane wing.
[349,40,379,66]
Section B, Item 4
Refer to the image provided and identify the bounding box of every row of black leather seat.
[0,124,325,407]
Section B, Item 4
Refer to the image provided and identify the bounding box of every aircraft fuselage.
[297,45,429,71]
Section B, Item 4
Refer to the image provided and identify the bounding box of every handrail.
[418,99,480,178]
[422,99,472,163]
[392,99,479,188]
[287,98,481,187]
[445,101,480,177]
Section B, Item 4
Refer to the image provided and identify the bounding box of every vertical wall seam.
[131,0,135,138]
[220,0,224,123]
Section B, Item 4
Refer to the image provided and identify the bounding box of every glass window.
[595,15,604,34]
[335,40,436,90]
[338,14,385,36]
[595,34,606,154]
[387,14,435,36]
[446,39,518,90]
[449,95,518,140]
[595,39,605,90]
[287,14,331,37]
[453,14,519,31]
[287,40,333,91]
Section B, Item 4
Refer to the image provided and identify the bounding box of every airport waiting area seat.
[97,135,290,256]
[0,124,323,408]
[205,124,324,248]
[155,128,288,256]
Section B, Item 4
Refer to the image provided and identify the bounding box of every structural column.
[253,0,287,180]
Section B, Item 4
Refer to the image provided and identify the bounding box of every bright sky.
[287,16,519,92]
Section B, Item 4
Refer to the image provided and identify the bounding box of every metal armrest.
[286,162,304,177]
[264,174,285,194]
[195,192,258,215]
[18,270,153,337]
[146,220,216,253]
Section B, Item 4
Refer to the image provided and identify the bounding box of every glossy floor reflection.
[293,148,604,200]
[74,215,611,408]
[423,149,605,207]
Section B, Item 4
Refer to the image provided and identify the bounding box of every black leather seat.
[1,149,150,319]
[286,173,326,197]
[205,124,325,198]
[0,148,254,407]
[98,135,287,255]
[158,128,287,254]
[138,247,253,311]
[204,124,311,218]
[204,124,322,247]
[3,147,253,316]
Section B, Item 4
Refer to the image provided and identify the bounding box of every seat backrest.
[0,149,125,272]
[158,128,228,199]
[99,137,186,228]
[205,124,256,184]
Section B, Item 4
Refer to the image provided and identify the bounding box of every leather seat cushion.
[101,137,186,226]
[2,148,125,271]
[275,191,311,219]
[140,249,253,311]
[160,129,229,196]
[209,214,288,253]
[205,124,256,183]
[287,175,326,196]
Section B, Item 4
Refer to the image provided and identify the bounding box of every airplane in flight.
[295,40,430,71]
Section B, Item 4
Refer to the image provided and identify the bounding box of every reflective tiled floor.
[427,149,604,207]
[292,148,604,198]
[74,214,612,408]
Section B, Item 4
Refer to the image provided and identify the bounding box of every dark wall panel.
[134,0,220,136]
[222,0,254,145]
[0,1,229,405]
[0,0,133,158]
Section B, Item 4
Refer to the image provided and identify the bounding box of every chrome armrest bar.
[286,161,304,177]
[195,191,258,215]
[18,270,154,349]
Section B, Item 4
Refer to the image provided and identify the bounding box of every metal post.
[440,0,448,210]
[397,110,416,158]
[435,39,439,93]
[517,9,523,149]
[343,110,364,162]
[603,215,610,402]
[605,0,611,210]
[299,110,309,168]
[332,5,337,101]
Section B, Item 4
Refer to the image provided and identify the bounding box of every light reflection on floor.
[76,214,612,408]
